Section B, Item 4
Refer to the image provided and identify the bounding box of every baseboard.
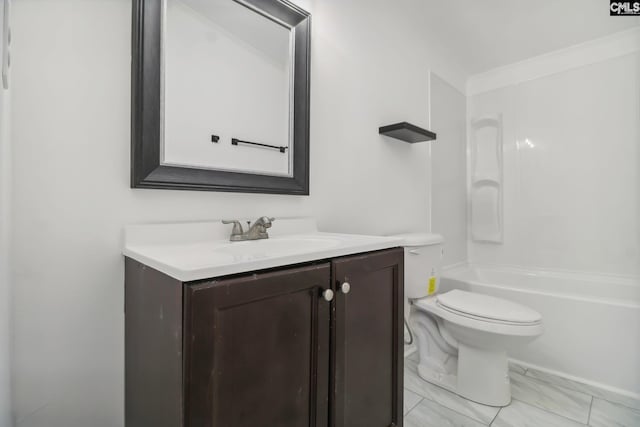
[509,357,640,401]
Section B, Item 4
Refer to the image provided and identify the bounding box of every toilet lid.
[436,290,542,324]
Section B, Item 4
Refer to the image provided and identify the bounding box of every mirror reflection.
[163,0,293,176]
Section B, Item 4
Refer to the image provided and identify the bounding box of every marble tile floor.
[404,356,640,427]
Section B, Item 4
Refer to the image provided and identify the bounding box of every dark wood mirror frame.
[131,0,311,194]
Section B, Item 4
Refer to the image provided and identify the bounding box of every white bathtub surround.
[467,44,640,277]
[441,265,640,397]
[405,355,640,426]
[463,26,640,415]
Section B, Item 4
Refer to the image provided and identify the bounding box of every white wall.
[468,48,640,277]
[429,73,467,266]
[0,0,12,424]
[9,1,466,426]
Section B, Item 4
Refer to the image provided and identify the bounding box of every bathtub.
[440,264,640,396]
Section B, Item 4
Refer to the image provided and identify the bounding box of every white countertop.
[123,218,402,281]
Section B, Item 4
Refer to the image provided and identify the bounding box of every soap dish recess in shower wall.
[469,114,503,243]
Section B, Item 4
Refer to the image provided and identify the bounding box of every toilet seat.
[413,292,543,337]
[437,290,542,325]
[437,303,540,326]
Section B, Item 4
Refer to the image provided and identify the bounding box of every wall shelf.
[379,122,437,143]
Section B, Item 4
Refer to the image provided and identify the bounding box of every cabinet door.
[184,263,331,427]
[331,248,404,427]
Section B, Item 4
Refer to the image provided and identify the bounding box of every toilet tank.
[392,233,444,299]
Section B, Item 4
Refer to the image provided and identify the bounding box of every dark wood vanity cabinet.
[332,250,404,427]
[184,264,331,427]
[125,248,403,427]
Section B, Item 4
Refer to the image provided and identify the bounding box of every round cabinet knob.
[322,289,334,302]
[341,282,351,294]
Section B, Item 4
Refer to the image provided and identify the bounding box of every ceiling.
[420,0,640,75]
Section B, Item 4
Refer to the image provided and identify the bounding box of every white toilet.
[395,233,543,407]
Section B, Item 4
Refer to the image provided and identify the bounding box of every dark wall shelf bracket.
[379,122,437,143]
[231,138,288,153]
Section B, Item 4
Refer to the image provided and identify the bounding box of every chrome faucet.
[222,216,275,241]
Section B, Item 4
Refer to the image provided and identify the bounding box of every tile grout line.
[523,370,590,395]
[405,385,497,425]
[488,406,502,426]
[510,397,591,426]
[512,369,593,399]
[525,369,640,414]
[404,396,423,417]
[409,364,618,426]
[406,363,640,426]
[599,394,640,412]
[511,376,594,424]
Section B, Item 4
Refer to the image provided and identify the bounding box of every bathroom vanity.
[124,219,404,427]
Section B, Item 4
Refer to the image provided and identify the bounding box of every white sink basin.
[123,219,402,281]
[206,236,342,259]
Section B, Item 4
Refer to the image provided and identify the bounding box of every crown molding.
[467,27,640,96]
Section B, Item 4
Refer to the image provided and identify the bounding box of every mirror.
[131,0,310,194]
[164,0,293,177]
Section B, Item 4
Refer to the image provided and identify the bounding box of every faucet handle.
[221,219,243,235]
[256,216,275,228]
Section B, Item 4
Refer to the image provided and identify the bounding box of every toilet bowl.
[393,233,543,407]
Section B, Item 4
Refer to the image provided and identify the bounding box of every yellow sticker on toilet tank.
[428,277,436,295]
